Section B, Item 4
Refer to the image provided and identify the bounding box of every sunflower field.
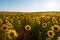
[0,12,60,40]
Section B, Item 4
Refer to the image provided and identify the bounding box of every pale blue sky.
[0,0,60,12]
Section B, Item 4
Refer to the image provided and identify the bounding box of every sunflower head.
[35,17,39,21]
[42,23,47,28]
[16,16,20,19]
[5,19,10,23]
[5,17,9,20]
[47,30,55,38]
[41,15,46,18]
[10,18,13,23]
[36,20,40,25]
[6,22,14,28]
[1,24,9,31]
[51,25,60,31]
[25,25,31,31]
[7,29,18,39]
[52,17,58,24]
[17,20,21,24]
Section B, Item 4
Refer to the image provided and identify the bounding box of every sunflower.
[10,18,13,23]
[5,17,10,23]
[52,17,58,24]
[42,23,47,28]
[36,20,40,25]
[51,25,60,31]
[1,24,9,31]
[29,17,35,23]
[6,29,18,39]
[25,25,31,31]
[6,22,14,28]
[47,30,55,37]
[16,16,20,19]
[41,15,46,18]
[47,22,50,26]
[5,19,9,23]
[5,17,9,20]
[17,20,21,24]
[46,14,50,19]
[57,36,60,40]
[0,18,3,23]
[35,17,39,21]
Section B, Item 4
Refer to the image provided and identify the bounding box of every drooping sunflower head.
[47,30,55,38]
[5,17,9,20]
[16,16,20,19]
[42,23,47,28]
[6,22,14,28]
[35,17,40,21]
[5,17,10,23]
[5,20,9,23]
[25,25,31,31]
[41,15,46,18]
[10,18,13,23]
[51,25,60,31]
[52,17,58,24]
[7,29,18,39]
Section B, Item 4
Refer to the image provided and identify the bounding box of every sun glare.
[46,0,57,9]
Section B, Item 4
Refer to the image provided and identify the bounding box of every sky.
[0,0,60,12]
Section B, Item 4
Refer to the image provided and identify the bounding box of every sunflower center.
[44,24,46,26]
[27,27,29,29]
[9,32,14,37]
[49,32,52,36]
[54,27,58,30]
[3,26,7,30]
[38,22,39,23]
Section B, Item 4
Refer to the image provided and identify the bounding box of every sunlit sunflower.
[42,23,47,28]
[46,15,51,19]
[6,19,9,23]
[47,30,55,37]
[6,22,14,28]
[10,18,13,23]
[52,17,58,24]
[29,17,35,23]
[57,36,60,40]
[5,17,9,20]
[35,17,39,21]
[17,20,21,24]
[6,29,18,39]
[0,18,3,23]
[47,22,50,26]
[16,16,20,19]
[25,25,31,31]
[1,24,9,31]
[41,15,46,18]
[36,20,40,25]
[51,25,60,31]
